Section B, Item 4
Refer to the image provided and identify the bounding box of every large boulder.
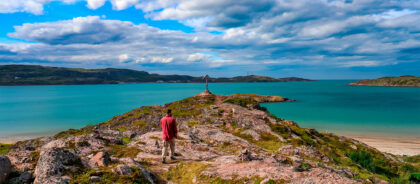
[34,148,79,184]
[0,156,12,183]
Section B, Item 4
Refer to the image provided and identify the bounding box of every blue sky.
[0,0,419,79]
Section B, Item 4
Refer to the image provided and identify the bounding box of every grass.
[106,145,141,158]
[55,125,95,138]
[410,173,420,182]
[30,151,40,165]
[163,161,210,183]
[187,120,200,127]
[0,143,11,155]
[133,119,147,130]
[224,97,258,108]
[119,127,127,132]
[69,166,150,184]
[122,137,132,144]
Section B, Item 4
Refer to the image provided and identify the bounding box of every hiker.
[161,109,178,163]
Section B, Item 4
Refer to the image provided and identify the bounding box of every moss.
[106,145,141,158]
[187,120,200,127]
[164,161,210,183]
[121,137,132,144]
[118,127,127,132]
[0,143,11,155]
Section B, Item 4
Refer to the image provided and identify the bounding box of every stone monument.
[195,74,213,96]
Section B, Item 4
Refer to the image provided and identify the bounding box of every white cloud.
[339,61,380,68]
[87,0,106,9]
[2,0,420,73]
[187,53,211,62]
[118,54,130,62]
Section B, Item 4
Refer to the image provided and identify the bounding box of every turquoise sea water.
[1,81,419,138]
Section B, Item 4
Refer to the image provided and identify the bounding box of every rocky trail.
[0,93,419,184]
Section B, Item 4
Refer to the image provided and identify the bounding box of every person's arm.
[173,118,178,138]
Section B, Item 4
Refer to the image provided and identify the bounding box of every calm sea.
[1,80,419,138]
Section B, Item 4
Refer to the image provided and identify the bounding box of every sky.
[0,0,419,79]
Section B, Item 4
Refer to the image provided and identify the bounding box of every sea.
[1,80,419,139]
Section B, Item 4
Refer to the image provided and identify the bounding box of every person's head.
[166,109,172,116]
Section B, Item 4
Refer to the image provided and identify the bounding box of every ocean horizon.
[1,80,419,139]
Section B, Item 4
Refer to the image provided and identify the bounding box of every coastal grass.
[54,125,95,139]
[106,144,141,158]
[0,143,11,154]
[164,161,210,183]
[121,137,132,144]
[69,166,150,184]
[164,161,287,184]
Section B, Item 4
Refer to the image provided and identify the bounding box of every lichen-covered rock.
[116,164,132,175]
[88,152,110,168]
[0,156,12,183]
[34,148,79,184]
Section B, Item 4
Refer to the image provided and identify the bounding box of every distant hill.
[0,65,313,85]
[349,75,420,87]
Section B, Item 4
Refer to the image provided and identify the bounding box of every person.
[160,109,178,163]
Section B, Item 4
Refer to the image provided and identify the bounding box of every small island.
[0,65,313,86]
[349,75,420,87]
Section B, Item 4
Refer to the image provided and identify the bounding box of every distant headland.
[0,65,313,86]
[350,75,420,87]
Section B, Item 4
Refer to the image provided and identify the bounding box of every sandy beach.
[347,135,420,156]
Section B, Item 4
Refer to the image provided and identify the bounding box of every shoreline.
[345,135,420,156]
[1,132,419,156]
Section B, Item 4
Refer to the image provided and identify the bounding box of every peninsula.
[0,93,419,183]
[0,65,313,86]
[350,75,420,87]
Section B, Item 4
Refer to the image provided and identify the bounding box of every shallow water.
[1,81,419,138]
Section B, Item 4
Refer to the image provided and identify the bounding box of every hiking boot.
[170,156,176,160]
[161,157,166,164]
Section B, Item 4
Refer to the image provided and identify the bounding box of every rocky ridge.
[1,93,419,184]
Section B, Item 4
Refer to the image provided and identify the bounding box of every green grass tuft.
[0,143,11,155]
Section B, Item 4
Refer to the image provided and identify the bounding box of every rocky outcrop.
[0,156,12,184]
[34,148,79,184]
[3,94,414,183]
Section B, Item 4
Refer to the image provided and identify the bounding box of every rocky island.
[0,65,313,86]
[350,75,420,87]
[0,93,419,184]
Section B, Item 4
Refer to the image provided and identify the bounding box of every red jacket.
[161,115,178,140]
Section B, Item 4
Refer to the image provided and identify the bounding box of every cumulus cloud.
[87,0,106,9]
[8,16,133,45]
[1,0,420,76]
[187,53,211,62]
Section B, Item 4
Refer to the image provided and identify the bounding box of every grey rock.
[34,148,79,184]
[0,156,12,184]
[116,164,132,175]
[90,176,101,182]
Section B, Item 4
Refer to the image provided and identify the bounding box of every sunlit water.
[1,81,419,138]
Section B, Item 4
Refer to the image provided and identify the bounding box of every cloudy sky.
[0,0,419,79]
